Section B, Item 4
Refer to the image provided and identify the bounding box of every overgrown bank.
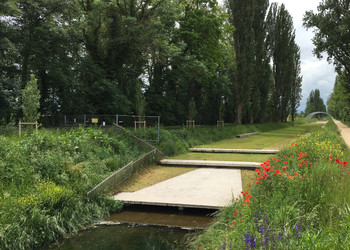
[0,121,304,249]
[0,127,149,249]
[190,120,350,249]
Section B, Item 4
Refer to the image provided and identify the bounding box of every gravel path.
[333,119,350,148]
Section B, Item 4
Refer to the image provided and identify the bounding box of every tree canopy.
[0,0,302,126]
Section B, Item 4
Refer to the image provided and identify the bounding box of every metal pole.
[116,115,118,125]
[157,116,160,144]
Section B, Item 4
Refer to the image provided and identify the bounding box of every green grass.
[135,121,310,156]
[190,120,350,249]
[197,123,324,149]
[170,152,273,162]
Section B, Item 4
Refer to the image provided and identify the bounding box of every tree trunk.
[236,102,243,125]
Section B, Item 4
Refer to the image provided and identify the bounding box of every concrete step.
[159,159,260,169]
[189,148,279,154]
[236,132,260,138]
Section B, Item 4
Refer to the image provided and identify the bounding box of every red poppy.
[282,166,287,170]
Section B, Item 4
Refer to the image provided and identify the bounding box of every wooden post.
[135,121,146,130]
[217,120,224,127]
[186,120,195,129]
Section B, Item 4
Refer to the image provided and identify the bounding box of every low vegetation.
[190,120,350,249]
[0,127,149,249]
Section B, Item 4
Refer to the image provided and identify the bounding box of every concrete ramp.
[114,168,242,210]
[190,148,278,154]
[159,159,260,169]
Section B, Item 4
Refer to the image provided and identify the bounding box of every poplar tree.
[266,3,300,122]
[227,0,255,125]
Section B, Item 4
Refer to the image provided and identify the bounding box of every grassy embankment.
[0,127,149,249]
[0,120,318,248]
[119,121,319,192]
[190,120,350,249]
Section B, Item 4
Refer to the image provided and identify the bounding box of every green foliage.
[0,127,146,249]
[305,89,327,115]
[328,71,350,121]
[22,74,40,122]
[191,120,350,249]
[267,3,302,122]
[303,0,350,78]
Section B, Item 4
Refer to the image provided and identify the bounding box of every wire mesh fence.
[61,115,159,128]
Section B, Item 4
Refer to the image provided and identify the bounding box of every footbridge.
[306,111,332,120]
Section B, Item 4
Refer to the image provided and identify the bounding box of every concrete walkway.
[190,148,279,154]
[159,159,260,168]
[114,168,242,209]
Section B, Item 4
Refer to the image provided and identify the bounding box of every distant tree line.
[304,0,350,122]
[304,89,326,115]
[0,0,302,126]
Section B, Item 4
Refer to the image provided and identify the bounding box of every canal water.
[44,206,215,250]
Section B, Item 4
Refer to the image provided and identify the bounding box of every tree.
[304,0,350,83]
[22,74,40,122]
[305,89,326,115]
[227,0,255,125]
[290,44,303,121]
[266,3,300,122]
[328,72,350,121]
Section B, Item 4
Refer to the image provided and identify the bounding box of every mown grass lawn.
[196,122,324,149]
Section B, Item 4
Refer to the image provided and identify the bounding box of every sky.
[219,0,337,112]
[273,0,336,112]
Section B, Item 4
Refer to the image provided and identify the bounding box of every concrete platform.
[236,132,260,138]
[159,159,260,168]
[190,148,279,154]
[114,168,242,209]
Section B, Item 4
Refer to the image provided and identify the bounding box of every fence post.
[158,116,160,144]
[116,114,118,126]
[84,114,86,127]
[19,120,21,137]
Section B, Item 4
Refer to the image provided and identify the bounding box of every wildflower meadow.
[192,120,350,249]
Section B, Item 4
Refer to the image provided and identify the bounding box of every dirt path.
[333,119,350,148]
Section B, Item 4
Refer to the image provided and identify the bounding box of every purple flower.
[295,219,303,238]
[243,232,256,249]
